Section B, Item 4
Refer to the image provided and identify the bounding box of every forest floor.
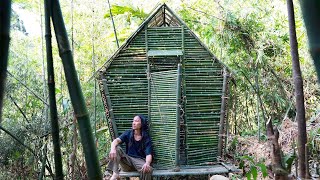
[102,117,320,179]
[227,117,320,179]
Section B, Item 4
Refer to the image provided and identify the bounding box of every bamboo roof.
[96,3,232,77]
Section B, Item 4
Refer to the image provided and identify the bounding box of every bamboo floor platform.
[119,163,239,177]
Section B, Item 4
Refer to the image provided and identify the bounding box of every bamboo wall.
[101,48,148,135]
[184,29,223,165]
[99,25,228,168]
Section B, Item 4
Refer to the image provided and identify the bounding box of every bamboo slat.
[150,69,178,168]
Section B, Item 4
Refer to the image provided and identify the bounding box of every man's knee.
[115,146,125,156]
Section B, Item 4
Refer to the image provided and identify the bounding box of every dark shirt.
[118,130,152,159]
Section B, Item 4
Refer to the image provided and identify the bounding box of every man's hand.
[109,138,121,161]
[141,162,151,173]
[109,148,117,161]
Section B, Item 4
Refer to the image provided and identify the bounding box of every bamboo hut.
[98,4,237,176]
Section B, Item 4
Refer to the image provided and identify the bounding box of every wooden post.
[218,68,228,158]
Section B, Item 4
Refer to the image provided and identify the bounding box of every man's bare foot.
[109,173,120,180]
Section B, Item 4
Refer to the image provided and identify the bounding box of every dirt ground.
[102,117,320,179]
[227,117,320,179]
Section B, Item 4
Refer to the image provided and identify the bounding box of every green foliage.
[307,122,320,176]
[104,5,147,20]
[4,0,320,178]
[239,155,268,180]
[282,153,296,173]
[179,0,319,137]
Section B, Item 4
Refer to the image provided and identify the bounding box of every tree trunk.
[267,120,288,180]
[286,0,308,178]
[0,0,12,124]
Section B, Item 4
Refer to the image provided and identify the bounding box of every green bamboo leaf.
[55,88,61,94]
[239,160,245,169]
[251,166,258,180]
[241,155,254,164]
[257,163,268,177]
[246,172,252,180]
[104,5,147,19]
[285,154,296,172]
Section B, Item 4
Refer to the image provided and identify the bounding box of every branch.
[186,6,225,21]
[6,70,49,106]
[8,95,31,124]
[0,125,36,157]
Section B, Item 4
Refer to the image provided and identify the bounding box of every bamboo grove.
[1,0,320,179]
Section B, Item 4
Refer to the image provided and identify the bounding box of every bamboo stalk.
[39,0,48,127]
[50,0,102,178]
[175,65,182,168]
[0,0,11,124]
[91,0,97,140]
[100,78,119,138]
[146,26,151,127]
[38,143,47,180]
[107,0,119,48]
[175,68,182,168]
[287,0,308,178]
[299,0,320,82]
[217,68,228,158]
[44,0,63,178]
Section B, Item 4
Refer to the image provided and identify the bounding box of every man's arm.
[141,154,152,173]
[146,154,152,165]
[109,138,122,161]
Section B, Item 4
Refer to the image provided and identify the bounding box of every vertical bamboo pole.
[0,0,12,124]
[91,0,97,139]
[234,86,238,135]
[50,0,102,178]
[100,77,119,138]
[39,1,49,179]
[299,0,320,82]
[218,67,228,157]
[145,26,151,125]
[44,0,63,179]
[224,80,232,154]
[39,0,48,125]
[175,64,182,168]
[181,25,187,165]
[39,144,47,180]
[287,0,308,178]
[255,64,261,141]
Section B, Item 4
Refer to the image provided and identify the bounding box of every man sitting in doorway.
[107,115,153,180]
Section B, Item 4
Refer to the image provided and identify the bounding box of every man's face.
[132,116,142,130]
